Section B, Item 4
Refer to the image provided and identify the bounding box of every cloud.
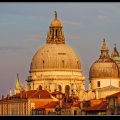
[62,20,82,26]
[96,15,110,23]
[97,15,108,21]
[0,45,25,51]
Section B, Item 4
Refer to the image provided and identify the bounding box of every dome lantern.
[46,11,65,44]
[100,38,110,59]
[111,44,119,57]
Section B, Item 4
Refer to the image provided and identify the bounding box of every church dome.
[89,39,119,79]
[30,11,82,72]
[30,44,81,72]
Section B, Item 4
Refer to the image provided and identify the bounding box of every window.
[43,60,44,68]
[119,81,120,87]
[97,81,100,87]
[56,30,58,37]
[11,104,18,115]
[62,60,64,68]
[39,85,42,90]
[74,110,77,115]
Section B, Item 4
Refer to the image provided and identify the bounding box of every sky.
[0,2,120,97]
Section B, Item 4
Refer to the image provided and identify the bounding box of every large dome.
[30,44,81,72]
[26,11,85,95]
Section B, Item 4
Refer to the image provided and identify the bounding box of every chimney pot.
[2,95,4,100]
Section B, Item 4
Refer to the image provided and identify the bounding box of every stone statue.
[54,11,57,19]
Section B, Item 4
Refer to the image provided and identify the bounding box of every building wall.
[27,70,85,96]
[91,78,120,90]
[28,98,53,115]
[61,108,71,115]
[0,101,28,115]
[98,90,120,99]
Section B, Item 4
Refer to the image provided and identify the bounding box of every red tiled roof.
[39,101,72,109]
[82,101,90,108]
[72,104,79,107]
[3,90,52,100]
[84,101,106,111]
[40,101,59,108]
[61,102,72,108]
[106,91,120,98]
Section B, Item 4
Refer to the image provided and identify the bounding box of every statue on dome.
[54,11,57,19]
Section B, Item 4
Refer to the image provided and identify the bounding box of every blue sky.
[0,2,120,97]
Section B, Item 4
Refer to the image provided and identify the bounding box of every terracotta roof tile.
[84,101,106,111]
[106,91,120,98]
[40,101,59,108]
[62,102,72,108]
[3,90,52,100]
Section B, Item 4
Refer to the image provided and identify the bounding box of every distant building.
[89,39,120,99]
[106,91,120,115]
[83,98,106,115]
[0,90,57,115]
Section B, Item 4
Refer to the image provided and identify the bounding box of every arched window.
[65,85,70,96]
[74,110,77,115]
[56,29,58,37]
[58,85,62,92]
[38,85,42,90]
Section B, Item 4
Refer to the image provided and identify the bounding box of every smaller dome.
[89,58,119,78]
[89,39,119,79]
[50,11,62,27]
[111,44,119,57]
[101,45,109,51]
[101,38,109,51]
[50,19,62,27]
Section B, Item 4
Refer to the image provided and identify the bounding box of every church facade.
[25,11,86,97]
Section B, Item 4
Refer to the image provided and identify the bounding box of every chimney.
[2,95,4,100]
[9,88,12,96]
[7,94,10,100]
